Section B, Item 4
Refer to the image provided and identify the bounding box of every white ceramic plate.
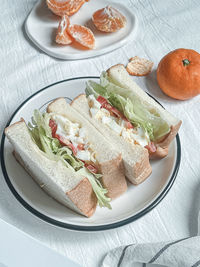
[25,0,138,60]
[1,77,181,231]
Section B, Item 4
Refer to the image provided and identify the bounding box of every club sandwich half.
[5,98,127,217]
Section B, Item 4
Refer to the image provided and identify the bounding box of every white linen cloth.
[1,0,200,266]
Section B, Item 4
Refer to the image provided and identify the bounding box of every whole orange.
[157,48,200,100]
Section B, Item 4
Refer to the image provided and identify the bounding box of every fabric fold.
[102,236,200,267]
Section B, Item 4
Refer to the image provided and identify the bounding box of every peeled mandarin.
[46,0,86,16]
[55,15,73,45]
[67,25,95,49]
[92,5,126,33]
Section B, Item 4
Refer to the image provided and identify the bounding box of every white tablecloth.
[1,0,200,266]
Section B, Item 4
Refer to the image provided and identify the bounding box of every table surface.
[1,0,200,266]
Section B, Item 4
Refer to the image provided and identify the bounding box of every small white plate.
[25,0,138,60]
[1,77,181,231]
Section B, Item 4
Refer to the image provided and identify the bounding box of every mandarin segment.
[92,5,126,33]
[46,0,86,16]
[55,15,73,45]
[67,24,95,49]
[126,56,154,76]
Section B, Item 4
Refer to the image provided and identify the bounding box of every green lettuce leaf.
[28,110,57,160]
[57,146,84,171]
[93,173,103,179]
[86,80,108,98]
[51,138,61,153]
[77,168,111,209]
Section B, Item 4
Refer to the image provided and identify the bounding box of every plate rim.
[25,0,138,60]
[0,76,181,232]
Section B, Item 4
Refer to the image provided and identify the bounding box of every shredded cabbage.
[77,168,111,209]
[57,146,84,170]
[86,80,108,98]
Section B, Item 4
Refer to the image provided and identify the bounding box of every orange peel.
[126,56,154,76]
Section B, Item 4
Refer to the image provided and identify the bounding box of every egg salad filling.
[28,110,111,209]
[51,114,97,164]
[88,94,150,148]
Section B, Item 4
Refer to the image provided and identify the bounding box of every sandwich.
[5,98,127,217]
[47,98,127,199]
[71,64,181,184]
[106,64,182,158]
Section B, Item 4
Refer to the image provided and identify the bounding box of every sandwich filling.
[88,94,152,149]
[28,110,111,209]
[86,71,171,153]
[50,114,99,174]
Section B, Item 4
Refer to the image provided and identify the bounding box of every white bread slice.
[107,64,182,158]
[71,94,152,185]
[5,120,97,217]
[47,98,127,199]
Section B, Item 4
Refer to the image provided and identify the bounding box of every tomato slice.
[67,142,77,156]
[77,143,85,150]
[96,96,107,106]
[54,134,69,145]
[97,96,121,117]
[145,142,156,153]
[97,96,134,129]
[56,135,77,155]
[49,119,57,138]
[105,104,124,118]
[85,163,98,174]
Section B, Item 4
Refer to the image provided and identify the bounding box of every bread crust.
[70,93,86,107]
[99,154,127,199]
[132,149,152,184]
[47,97,67,113]
[156,121,182,147]
[67,178,97,217]
[150,121,182,159]
[107,64,124,76]
[5,118,25,134]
